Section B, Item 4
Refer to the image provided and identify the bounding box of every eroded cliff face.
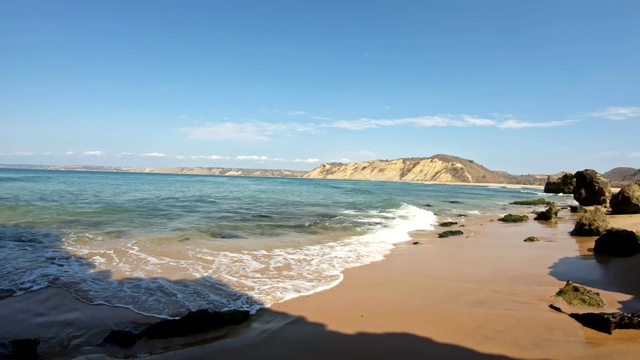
[304,155,508,183]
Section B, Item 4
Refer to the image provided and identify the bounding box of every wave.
[0,204,437,318]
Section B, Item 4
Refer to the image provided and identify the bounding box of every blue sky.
[1,0,639,174]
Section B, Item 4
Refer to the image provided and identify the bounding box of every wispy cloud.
[629,152,640,158]
[190,155,227,160]
[236,155,269,161]
[496,120,577,129]
[590,107,640,120]
[179,114,577,142]
[294,158,321,163]
[83,150,105,156]
[140,152,166,157]
[286,110,306,116]
[0,152,35,156]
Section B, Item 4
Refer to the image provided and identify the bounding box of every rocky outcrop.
[497,214,529,222]
[593,229,640,257]
[543,172,575,194]
[102,309,251,348]
[571,207,609,236]
[437,230,464,238]
[610,181,640,214]
[534,203,559,221]
[554,281,605,308]
[0,339,40,359]
[304,154,543,184]
[550,305,640,334]
[572,170,612,206]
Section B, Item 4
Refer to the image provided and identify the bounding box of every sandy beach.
[2,209,640,359]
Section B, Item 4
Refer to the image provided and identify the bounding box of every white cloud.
[629,152,640,158]
[286,111,306,116]
[496,120,577,129]
[190,155,227,160]
[176,155,185,159]
[64,151,74,155]
[140,152,166,157]
[83,150,105,156]
[294,158,321,163]
[236,155,269,161]
[180,122,273,142]
[0,152,34,156]
[590,107,640,120]
[179,114,578,143]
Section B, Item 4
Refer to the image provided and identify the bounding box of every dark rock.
[549,304,640,334]
[0,339,40,359]
[610,181,640,214]
[568,312,640,334]
[511,198,552,206]
[437,230,464,238]
[554,280,605,308]
[412,241,420,245]
[101,329,138,348]
[572,169,612,206]
[497,214,529,223]
[570,207,609,236]
[523,236,539,243]
[593,229,640,257]
[438,221,458,227]
[544,172,576,194]
[140,309,250,340]
[569,206,587,213]
[534,203,559,221]
[447,200,463,204]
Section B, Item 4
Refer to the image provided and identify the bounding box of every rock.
[0,339,40,359]
[572,169,612,206]
[593,229,640,257]
[101,330,138,348]
[511,198,552,206]
[544,172,576,194]
[550,305,640,334]
[412,241,420,245]
[570,207,609,236]
[523,236,539,242]
[497,214,529,223]
[140,309,250,340]
[438,221,458,227]
[610,181,640,214]
[569,206,587,213]
[534,203,559,221]
[437,230,464,238]
[554,281,605,308]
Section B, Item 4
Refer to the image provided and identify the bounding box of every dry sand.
[2,210,640,359]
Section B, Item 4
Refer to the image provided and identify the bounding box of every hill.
[304,154,545,185]
[603,167,640,187]
[0,164,307,178]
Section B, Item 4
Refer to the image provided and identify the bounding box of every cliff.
[304,154,545,185]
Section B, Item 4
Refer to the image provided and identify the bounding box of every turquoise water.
[0,169,573,317]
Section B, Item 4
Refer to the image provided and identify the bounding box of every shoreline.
[2,210,640,359]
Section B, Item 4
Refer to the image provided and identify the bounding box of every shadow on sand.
[0,224,519,359]
[548,234,640,313]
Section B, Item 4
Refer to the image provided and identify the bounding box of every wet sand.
[2,210,640,359]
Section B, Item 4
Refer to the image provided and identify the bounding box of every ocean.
[0,168,573,318]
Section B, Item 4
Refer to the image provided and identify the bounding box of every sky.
[1,0,639,175]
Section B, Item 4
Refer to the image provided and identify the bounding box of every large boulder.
[544,172,576,194]
[610,181,640,214]
[593,229,640,257]
[570,207,609,236]
[554,281,605,308]
[572,169,612,206]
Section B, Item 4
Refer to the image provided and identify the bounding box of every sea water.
[0,169,573,318]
